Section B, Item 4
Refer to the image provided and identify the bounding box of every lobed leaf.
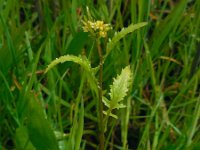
[102,96,110,108]
[103,66,132,119]
[103,111,118,119]
[109,66,132,104]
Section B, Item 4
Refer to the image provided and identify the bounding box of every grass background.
[0,0,200,149]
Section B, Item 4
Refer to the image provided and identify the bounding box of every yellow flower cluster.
[82,20,112,38]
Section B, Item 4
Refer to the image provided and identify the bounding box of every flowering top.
[82,20,112,38]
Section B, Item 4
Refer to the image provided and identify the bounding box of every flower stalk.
[96,39,105,150]
[82,18,112,150]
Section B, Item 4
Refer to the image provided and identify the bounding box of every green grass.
[0,0,200,150]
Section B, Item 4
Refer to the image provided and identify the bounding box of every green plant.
[1,1,200,150]
[45,13,146,148]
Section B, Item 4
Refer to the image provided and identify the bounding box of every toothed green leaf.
[102,96,110,108]
[103,66,132,119]
[103,111,118,119]
[109,66,132,104]
[45,55,98,92]
[45,55,92,73]
[113,103,126,109]
[106,22,147,56]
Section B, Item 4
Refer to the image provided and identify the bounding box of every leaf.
[109,66,132,104]
[149,0,187,57]
[102,96,111,108]
[103,96,126,109]
[75,98,84,150]
[45,55,92,73]
[68,98,84,150]
[26,93,59,150]
[45,55,98,93]
[103,66,132,119]
[113,103,126,109]
[103,111,118,119]
[15,126,35,150]
[106,22,147,57]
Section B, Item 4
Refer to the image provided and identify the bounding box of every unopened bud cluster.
[82,20,112,38]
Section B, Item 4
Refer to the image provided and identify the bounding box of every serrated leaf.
[45,54,98,93]
[109,66,132,104]
[102,96,111,108]
[106,22,147,56]
[113,103,126,109]
[103,66,132,119]
[45,55,92,73]
[103,111,118,119]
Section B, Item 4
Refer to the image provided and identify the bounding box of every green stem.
[97,39,105,150]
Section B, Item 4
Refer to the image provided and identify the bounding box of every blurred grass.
[0,0,200,150]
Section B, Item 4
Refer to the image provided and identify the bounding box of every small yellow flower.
[99,31,107,38]
[96,21,104,30]
[82,20,112,38]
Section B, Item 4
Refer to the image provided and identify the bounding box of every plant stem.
[97,39,105,150]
